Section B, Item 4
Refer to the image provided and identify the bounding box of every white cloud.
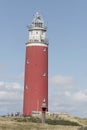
[49,88,87,117]
[0,76,87,117]
[0,81,23,115]
[73,90,87,102]
[0,81,4,86]
[0,82,22,92]
[49,75,87,117]
[64,91,71,96]
[50,75,75,86]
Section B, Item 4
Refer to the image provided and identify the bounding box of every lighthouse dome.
[32,12,44,28]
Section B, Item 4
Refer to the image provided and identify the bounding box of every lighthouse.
[23,12,48,116]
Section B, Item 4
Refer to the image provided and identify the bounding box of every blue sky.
[0,0,87,117]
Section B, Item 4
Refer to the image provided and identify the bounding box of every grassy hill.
[0,116,87,130]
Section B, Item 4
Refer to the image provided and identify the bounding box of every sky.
[0,0,87,117]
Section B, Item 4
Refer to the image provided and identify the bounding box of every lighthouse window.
[42,73,46,77]
[35,23,39,27]
[43,48,46,52]
[26,85,28,90]
[36,31,38,34]
[38,23,42,27]
[26,59,30,64]
[35,23,42,27]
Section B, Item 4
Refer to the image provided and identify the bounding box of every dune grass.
[0,116,86,130]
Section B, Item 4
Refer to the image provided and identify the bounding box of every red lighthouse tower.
[23,12,48,116]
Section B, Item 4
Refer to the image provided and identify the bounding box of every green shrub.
[13,117,41,123]
[13,117,81,126]
[29,117,41,123]
[46,119,81,126]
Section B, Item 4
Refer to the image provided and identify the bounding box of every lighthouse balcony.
[26,39,48,45]
[28,25,47,31]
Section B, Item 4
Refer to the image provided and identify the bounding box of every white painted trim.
[26,43,48,47]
